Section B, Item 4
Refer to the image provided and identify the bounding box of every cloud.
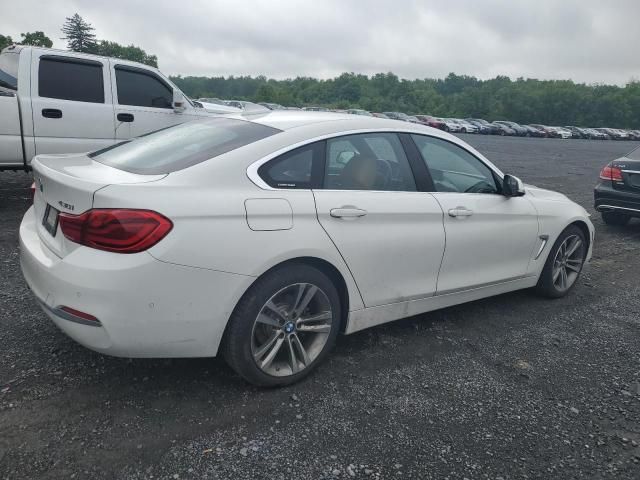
[1,0,638,85]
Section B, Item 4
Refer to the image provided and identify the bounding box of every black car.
[565,126,588,139]
[465,118,497,134]
[594,145,640,225]
[494,121,528,136]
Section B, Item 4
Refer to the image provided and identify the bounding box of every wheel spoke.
[566,238,582,257]
[565,259,583,273]
[560,267,568,289]
[291,334,311,366]
[553,267,562,284]
[286,336,300,373]
[263,301,287,324]
[256,334,285,370]
[256,312,281,328]
[292,285,318,318]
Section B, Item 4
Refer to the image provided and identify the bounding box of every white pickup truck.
[0,45,240,170]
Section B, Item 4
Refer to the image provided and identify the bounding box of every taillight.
[30,182,36,201]
[599,164,623,182]
[58,209,173,253]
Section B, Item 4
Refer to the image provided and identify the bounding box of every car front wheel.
[536,225,587,298]
[223,264,341,386]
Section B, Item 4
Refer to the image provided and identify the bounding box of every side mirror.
[503,174,525,197]
[173,90,186,113]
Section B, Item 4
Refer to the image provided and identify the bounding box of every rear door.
[30,51,115,156]
[312,132,446,307]
[410,134,539,294]
[111,63,200,139]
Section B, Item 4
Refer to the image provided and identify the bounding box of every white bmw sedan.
[20,112,594,386]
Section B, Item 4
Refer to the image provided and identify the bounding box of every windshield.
[91,118,281,174]
[0,51,19,91]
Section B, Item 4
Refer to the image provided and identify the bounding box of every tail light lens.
[599,164,623,182]
[58,209,173,253]
[30,182,36,201]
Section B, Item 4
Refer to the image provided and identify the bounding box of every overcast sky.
[2,0,638,85]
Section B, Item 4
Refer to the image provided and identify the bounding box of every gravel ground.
[1,136,639,480]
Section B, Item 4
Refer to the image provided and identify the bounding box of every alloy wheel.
[552,235,584,292]
[251,283,333,377]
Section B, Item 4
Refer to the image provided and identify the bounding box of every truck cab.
[0,45,238,170]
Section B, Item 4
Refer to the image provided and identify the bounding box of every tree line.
[0,13,157,67]
[2,15,638,128]
[171,72,640,129]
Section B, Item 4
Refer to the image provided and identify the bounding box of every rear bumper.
[20,206,254,358]
[594,183,640,217]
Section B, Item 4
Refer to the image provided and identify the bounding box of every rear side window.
[91,118,281,174]
[258,143,323,189]
[39,57,104,103]
[115,67,172,109]
[0,51,19,91]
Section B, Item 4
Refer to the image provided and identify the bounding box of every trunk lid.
[611,157,640,193]
[32,153,165,257]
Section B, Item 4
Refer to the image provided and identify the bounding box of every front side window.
[39,57,104,103]
[91,118,280,174]
[115,67,172,109]
[324,133,416,191]
[411,135,499,194]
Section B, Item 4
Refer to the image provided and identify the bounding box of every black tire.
[223,264,341,387]
[601,211,630,226]
[536,225,587,298]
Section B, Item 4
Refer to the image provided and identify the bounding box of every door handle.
[117,113,135,122]
[42,108,62,119]
[448,207,473,218]
[330,207,368,218]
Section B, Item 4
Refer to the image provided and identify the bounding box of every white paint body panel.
[19,111,595,358]
[313,190,445,306]
[432,193,539,293]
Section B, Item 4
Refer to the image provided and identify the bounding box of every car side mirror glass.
[173,90,186,113]
[503,174,525,197]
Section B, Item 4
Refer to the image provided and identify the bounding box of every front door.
[410,134,539,294]
[110,63,198,139]
[313,132,446,307]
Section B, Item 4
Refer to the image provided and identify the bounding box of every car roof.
[237,110,425,132]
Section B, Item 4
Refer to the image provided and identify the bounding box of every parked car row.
[251,102,640,141]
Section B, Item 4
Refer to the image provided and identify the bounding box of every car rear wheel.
[223,264,341,387]
[536,225,587,298]
[601,211,630,226]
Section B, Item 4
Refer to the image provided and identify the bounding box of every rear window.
[0,51,19,91]
[628,146,640,161]
[91,118,281,174]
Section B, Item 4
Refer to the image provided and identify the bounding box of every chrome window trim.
[246,128,504,191]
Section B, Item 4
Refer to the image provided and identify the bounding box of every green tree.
[0,34,13,51]
[61,13,97,53]
[20,31,53,48]
[95,40,158,67]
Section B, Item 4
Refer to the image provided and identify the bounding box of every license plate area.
[627,173,640,189]
[42,204,59,237]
